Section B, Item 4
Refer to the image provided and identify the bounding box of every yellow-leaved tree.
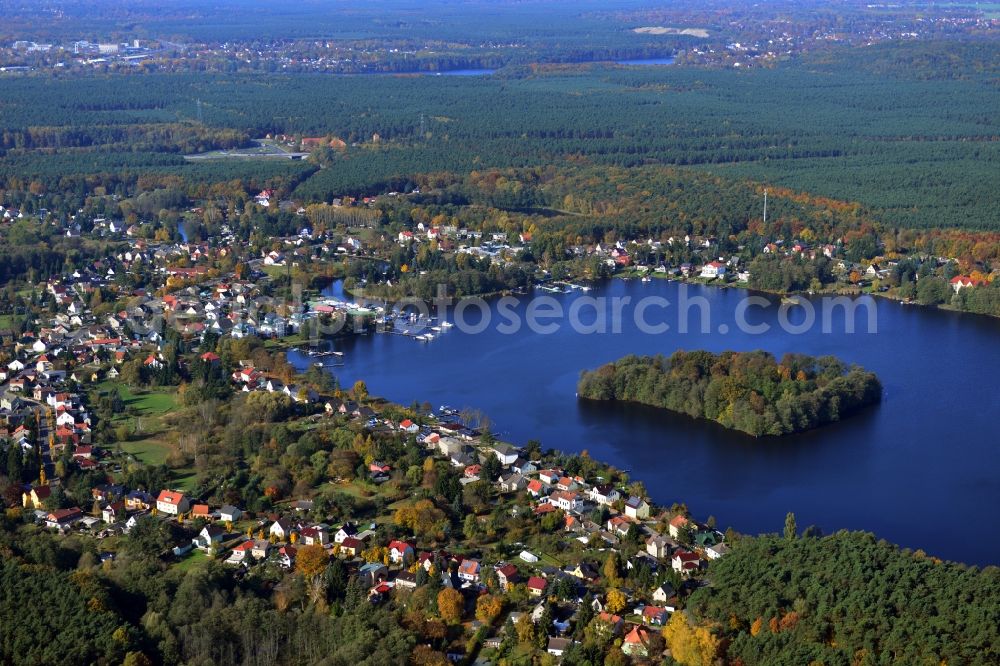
[662,612,720,666]
[605,588,627,614]
[295,544,329,579]
[475,594,504,624]
[438,588,464,624]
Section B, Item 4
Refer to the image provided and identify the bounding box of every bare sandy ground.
[633,26,710,38]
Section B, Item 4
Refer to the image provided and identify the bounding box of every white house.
[156,490,190,516]
[588,484,620,506]
[492,442,520,465]
[652,583,675,604]
[668,515,690,539]
[624,496,650,520]
[550,490,581,513]
[700,261,727,279]
[269,519,292,541]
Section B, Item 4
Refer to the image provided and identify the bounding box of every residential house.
[706,542,730,560]
[526,479,545,498]
[457,558,481,583]
[951,275,986,293]
[155,490,190,516]
[125,490,154,511]
[269,518,293,541]
[526,576,548,597]
[550,490,581,513]
[652,583,675,604]
[491,442,520,465]
[46,507,84,530]
[359,562,388,586]
[499,473,527,493]
[510,458,537,475]
[569,562,600,581]
[668,515,690,539]
[193,525,225,551]
[22,485,52,509]
[672,550,701,575]
[395,570,418,590]
[589,484,620,506]
[334,523,358,544]
[642,606,669,626]
[646,534,671,559]
[555,476,578,492]
[496,563,519,590]
[624,496,650,520]
[251,539,272,560]
[338,536,363,558]
[300,525,329,546]
[547,638,572,658]
[601,515,626,537]
[277,545,296,568]
[388,540,415,564]
[622,626,651,657]
[219,505,242,523]
[593,612,623,636]
[226,540,255,566]
[101,501,126,524]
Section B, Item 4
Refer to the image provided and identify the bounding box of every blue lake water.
[292,279,1000,566]
[616,57,676,66]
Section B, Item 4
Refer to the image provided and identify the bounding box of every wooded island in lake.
[578,351,882,436]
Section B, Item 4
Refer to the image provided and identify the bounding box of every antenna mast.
[763,189,768,225]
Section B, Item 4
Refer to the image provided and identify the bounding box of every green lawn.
[172,469,198,493]
[121,439,170,466]
[173,549,208,572]
[121,387,178,415]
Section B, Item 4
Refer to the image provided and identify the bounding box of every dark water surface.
[293,279,1000,565]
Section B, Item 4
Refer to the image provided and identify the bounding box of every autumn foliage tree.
[605,588,627,614]
[295,544,329,578]
[394,499,447,539]
[410,645,449,666]
[437,588,464,624]
[475,594,504,624]
[662,612,720,666]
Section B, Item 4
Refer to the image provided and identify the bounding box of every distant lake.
[351,57,676,78]
[293,279,1000,566]
[616,57,676,66]
[349,68,496,77]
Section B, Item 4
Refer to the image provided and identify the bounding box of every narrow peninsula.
[578,350,882,436]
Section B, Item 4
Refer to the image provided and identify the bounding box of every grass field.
[95,382,196,489]
[172,470,199,493]
[121,439,170,466]
[120,387,178,415]
[173,549,208,572]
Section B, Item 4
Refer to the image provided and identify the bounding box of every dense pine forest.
[577,351,883,436]
[688,531,1000,665]
[1,49,998,230]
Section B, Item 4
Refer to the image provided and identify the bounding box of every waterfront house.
[624,496,650,520]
